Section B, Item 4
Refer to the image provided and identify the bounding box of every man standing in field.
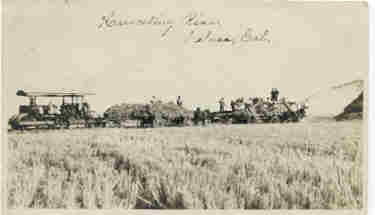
[177,96,183,107]
[218,97,225,112]
[271,88,280,102]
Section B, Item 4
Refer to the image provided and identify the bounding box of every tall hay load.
[104,103,145,125]
[104,101,194,127]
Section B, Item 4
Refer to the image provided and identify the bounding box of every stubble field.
[7,121,363,209]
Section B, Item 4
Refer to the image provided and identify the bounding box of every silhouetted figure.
[177,96,183,107]
[271,88,279,102]
[219,97,225,112]
[193,107,206,126]
[230,100,236,112]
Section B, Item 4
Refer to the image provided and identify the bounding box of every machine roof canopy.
[16,90,95,97]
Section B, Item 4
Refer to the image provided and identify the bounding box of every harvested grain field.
[7,121,363,209]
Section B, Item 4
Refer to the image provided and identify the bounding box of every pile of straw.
[104,101,193,122]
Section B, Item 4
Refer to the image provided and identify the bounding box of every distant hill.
[334,92,363,121]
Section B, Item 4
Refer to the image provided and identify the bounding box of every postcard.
[1,0,369,214]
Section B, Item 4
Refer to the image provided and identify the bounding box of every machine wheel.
[13,124,25,131]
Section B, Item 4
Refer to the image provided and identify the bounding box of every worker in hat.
[177,96,183,107]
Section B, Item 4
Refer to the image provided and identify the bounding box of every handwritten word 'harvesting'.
[97,11,271,45]
[97,11,174,29]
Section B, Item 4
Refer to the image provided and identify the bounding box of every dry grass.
[7,121,363,209]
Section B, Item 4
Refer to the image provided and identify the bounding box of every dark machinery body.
[206,100,307,124]
[9,89,308,131]
[9,90,108,130]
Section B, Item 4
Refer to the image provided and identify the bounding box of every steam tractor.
[8,90,108,130]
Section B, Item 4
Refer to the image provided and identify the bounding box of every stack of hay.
[104,103,145,122]
[104,101,194,123]
[150,101,194,119]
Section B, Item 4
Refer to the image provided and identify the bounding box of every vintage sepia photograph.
[2,0,368,212]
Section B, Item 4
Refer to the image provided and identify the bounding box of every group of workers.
[149,88,280,113]
[149,96,184,107]
[60,102,90,119]
[30,100,90,119]
[218,88,280,113]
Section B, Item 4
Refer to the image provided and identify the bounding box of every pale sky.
[3,0,367,118]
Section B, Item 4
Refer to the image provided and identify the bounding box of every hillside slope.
[304,80,363,118]
[334,92,363,121]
